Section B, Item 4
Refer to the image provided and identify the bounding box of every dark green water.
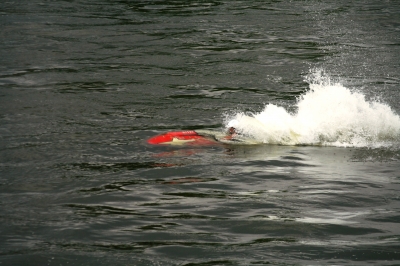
[1,1,400,265]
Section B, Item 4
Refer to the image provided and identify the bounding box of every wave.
[225,70,400,147]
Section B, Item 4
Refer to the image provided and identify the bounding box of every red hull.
[147,130,218,145]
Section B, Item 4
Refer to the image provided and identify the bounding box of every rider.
[223,126,237,140]
[225,119,239,139]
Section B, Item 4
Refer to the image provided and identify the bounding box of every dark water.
[1,0,400,265]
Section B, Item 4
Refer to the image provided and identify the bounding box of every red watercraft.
[147,130,220,146]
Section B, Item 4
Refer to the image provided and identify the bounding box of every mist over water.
[226,70,400,147]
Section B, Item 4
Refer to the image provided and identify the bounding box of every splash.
[225,71,400,147]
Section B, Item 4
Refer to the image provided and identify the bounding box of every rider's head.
[228,127,236,135]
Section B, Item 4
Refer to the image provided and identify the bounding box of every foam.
[225,70,400,147]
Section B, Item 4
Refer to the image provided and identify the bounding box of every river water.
[1,0,400,265]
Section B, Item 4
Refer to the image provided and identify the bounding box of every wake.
[225,70,400,147]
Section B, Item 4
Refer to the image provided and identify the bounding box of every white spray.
[225,71,400,147]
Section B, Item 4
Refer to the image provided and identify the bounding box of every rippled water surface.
[1,0,400,265]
